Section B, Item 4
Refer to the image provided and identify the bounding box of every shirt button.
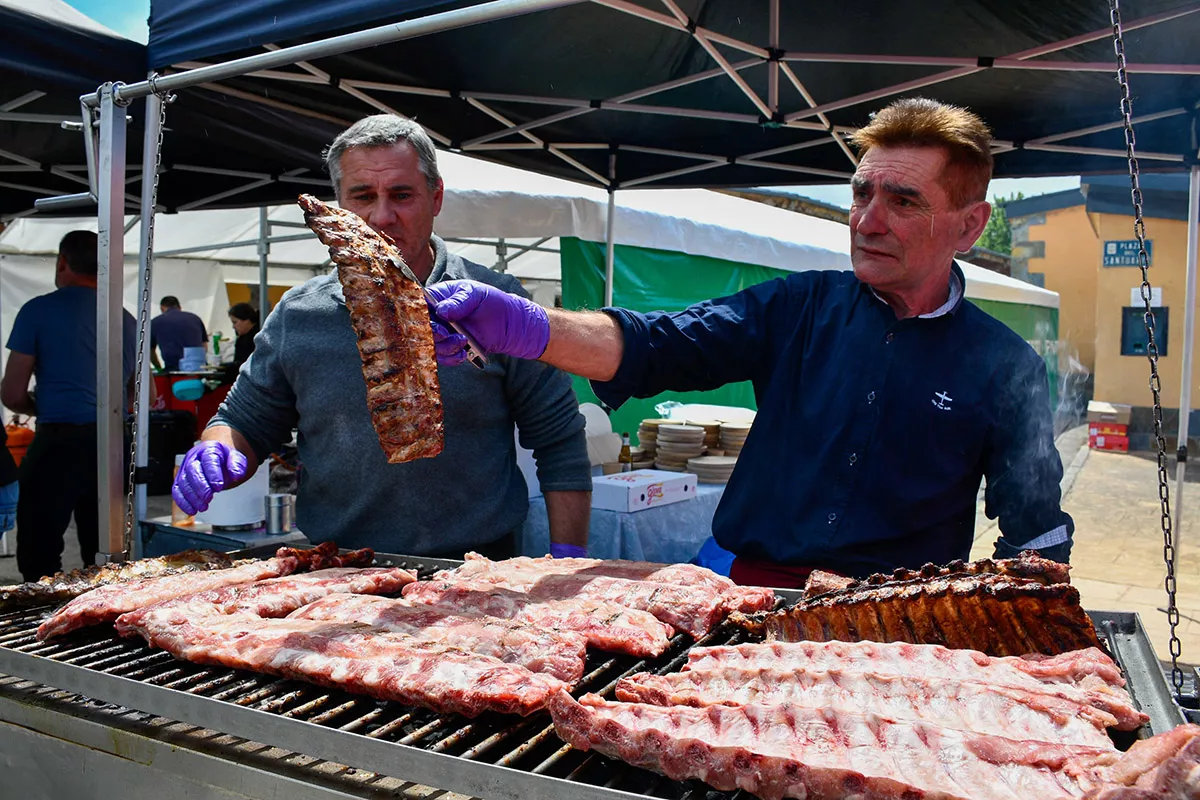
[827,512,837,523]
[867,391,876,403]
[849,453,857,464]
[886,332,895,343]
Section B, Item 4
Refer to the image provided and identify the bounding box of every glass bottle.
[619,432,633,472]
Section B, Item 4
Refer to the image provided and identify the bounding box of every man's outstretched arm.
[427,281,623,379]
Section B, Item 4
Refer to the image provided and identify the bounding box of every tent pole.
[603,151,617,307]
[258,206,270,323]
[1173,163,1200,557]
[96,84,128,564]
[131,92,163,560]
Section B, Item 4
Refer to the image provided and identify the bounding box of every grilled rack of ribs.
[298,194,443,464]
[0,549,238,609]
[735,571,1102,657]
[803,551,1071,598]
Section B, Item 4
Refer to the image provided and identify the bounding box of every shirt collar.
[867,261,966,319]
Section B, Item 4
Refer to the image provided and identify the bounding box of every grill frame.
[0,550,1185,800]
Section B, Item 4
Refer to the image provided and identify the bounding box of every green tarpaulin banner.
[559,237,1059,443]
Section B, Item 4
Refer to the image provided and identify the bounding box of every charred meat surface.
[298,193,443,463]
[740,571,1101,657]
[0,549,237,609]
[803,550,1072,598]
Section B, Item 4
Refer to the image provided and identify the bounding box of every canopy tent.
[0,0,145,218]
[19,0,1194,584]
[4,0,1200,218]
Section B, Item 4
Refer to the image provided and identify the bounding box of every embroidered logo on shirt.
[932,391,953,411]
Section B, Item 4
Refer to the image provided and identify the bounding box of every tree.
[975,191,1024,254]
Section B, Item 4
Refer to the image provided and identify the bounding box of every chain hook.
[1110,0,1185,700]
[122,90,171,562]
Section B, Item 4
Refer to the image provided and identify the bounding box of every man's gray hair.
[324,115,441,200]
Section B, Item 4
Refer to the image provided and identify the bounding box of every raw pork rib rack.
[0,547,1185,800]
[298,194,444,464]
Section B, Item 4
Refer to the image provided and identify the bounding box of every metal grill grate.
[0,553,1184,800]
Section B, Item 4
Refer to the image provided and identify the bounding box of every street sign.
[1104,239,1153,267]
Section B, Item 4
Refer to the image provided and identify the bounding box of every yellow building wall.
[224,283,290,315]
[1093,213,1197,409]
[1020,205,1099,373]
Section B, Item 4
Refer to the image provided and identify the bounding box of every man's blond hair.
[850,98,994,208]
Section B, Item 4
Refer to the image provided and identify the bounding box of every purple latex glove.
[550,543,588,559]
[172,441,249,516]
[425,280,549,363]
[429,317,470,367]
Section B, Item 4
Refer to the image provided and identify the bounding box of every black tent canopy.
[133,0,1200,202]
[0,0,145,220]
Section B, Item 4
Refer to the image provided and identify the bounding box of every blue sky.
[66,0,149,42]
[63,0,1081,209]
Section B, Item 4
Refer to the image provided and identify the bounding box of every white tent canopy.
[0,150,1056,351]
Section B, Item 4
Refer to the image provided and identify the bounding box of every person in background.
[426,98,1074,587]
[227,302,261,370]
[150,295,206,372]
[0,231,137,581]
[0,415,20,549]
[171,115,591,560]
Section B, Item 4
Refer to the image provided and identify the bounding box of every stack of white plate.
[637,418,684,459]
[719,422,751,457]
[654,424,707,471]
[686,455,737,484]
[686,420,723,453]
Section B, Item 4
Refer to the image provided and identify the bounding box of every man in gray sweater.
[171,115,593,558]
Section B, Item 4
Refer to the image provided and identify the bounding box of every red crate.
[1089,434,1130,453]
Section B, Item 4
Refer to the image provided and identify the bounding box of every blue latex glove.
[172,441,249,516]
[425,280,549,364]
[550,543,588,559]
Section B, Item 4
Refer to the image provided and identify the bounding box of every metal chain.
[122,85,174,557]
[1110,0,1184,698]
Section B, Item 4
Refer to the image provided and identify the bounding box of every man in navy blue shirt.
[1,231,137,581]
[150,295,207,371]
[427,98,1074,587]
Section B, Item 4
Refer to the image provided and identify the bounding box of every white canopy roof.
[0,150,1057,309]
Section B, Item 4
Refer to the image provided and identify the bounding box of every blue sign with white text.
[1103,239,1152,267]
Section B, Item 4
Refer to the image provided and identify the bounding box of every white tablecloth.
[518,481,726,564]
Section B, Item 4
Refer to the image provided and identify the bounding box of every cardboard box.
[1088,423,1128,437]
[591,469,697,513]
[1087,401,1133,426]
[1089,434,1130,453]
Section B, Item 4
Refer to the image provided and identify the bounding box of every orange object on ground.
[5,418,34,466]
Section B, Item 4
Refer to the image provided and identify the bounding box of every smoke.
[1054,346,1093,436]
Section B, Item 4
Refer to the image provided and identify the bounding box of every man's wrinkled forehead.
[851,146,950,202]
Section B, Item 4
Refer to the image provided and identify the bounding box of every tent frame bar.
[82,0,587,106]
[96,84,128,563]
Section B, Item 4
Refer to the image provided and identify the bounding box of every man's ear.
[955,200,991,252]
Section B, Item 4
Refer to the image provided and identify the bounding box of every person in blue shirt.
[426,97,1074,587]
[1,230,137,581]
[150,295,207,372]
